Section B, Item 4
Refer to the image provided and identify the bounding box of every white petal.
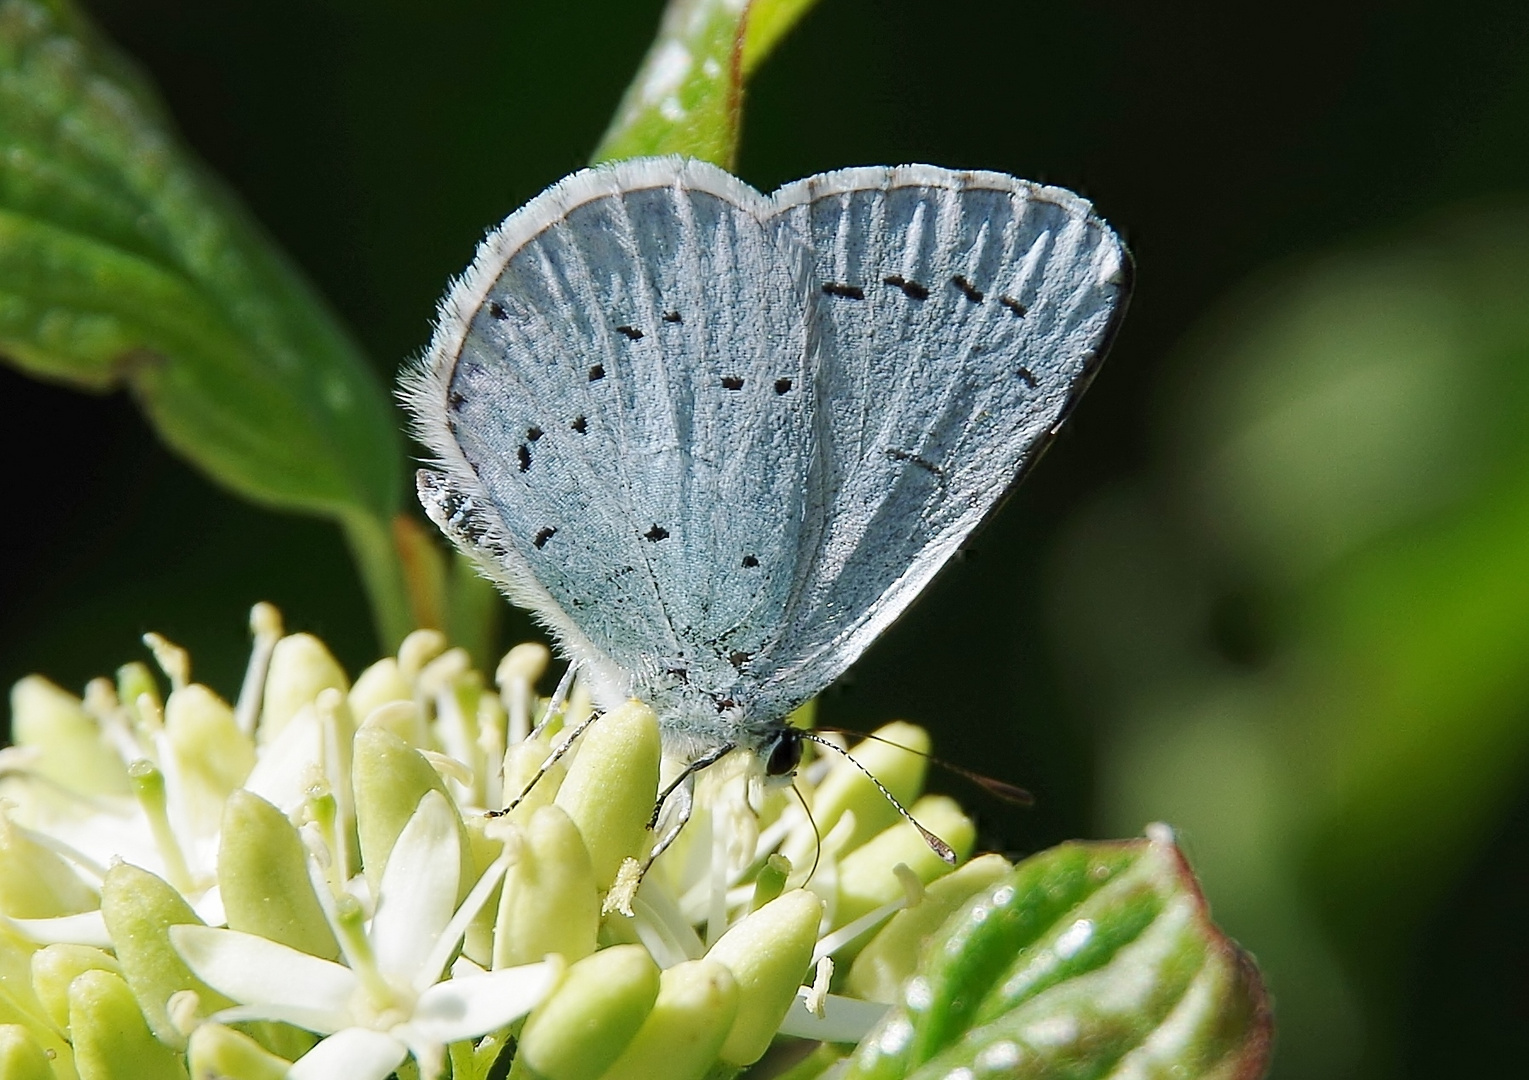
[777,992,889,1044]
[8,910,111,947]
[415,852,509,992]
[287,1028,408,1080]
[244,706,324,814]
[372,790,459,981]
[408,961,559,1043]
[191,883,226,927]
[171,925,355,1018]
[208,1003,347,1035]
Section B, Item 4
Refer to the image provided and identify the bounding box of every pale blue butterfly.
[401,156,1130,842]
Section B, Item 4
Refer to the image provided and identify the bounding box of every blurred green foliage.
[1050,206,1529,1078]
[1,1,1527,1078]
[0,0,411,643]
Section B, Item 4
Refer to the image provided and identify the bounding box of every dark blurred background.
[3,2,1528,1077]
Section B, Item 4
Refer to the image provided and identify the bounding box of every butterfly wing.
[403,158,819,708]
[747,165,1132,717]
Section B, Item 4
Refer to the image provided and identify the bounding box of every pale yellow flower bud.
[554,701,660,889]
[513,943,661,1080]
[494,805,599,969]
[259,634,347,742]
[705,888,824,1066]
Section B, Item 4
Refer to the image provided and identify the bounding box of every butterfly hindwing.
[749,166,1131,713]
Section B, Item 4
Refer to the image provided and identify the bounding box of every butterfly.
[401,155,1130,816]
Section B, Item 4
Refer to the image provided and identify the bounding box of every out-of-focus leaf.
[843,830,1271,1080]
[0,0,411,643]
[1052,205,1529,1079]
[593,0,823,168]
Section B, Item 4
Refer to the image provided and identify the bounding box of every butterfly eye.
[765,731,803,777]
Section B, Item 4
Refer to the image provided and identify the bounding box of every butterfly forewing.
[409,160,819,704]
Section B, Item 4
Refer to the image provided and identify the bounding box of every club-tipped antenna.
[818,727,1034,806]
[798,731,956,864]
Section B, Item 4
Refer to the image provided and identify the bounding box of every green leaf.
[843,830,1272,1080]
[0,0,412,644]
[592,0,823,168]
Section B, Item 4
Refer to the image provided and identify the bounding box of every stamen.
[142,632,190,691]
[127,759,193,894]
[804,955,834,1018]
[235,602,283,736]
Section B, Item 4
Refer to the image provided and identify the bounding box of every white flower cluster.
[0,604,1011,1080]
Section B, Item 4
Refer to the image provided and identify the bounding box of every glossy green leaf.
[593,0,823,168]
[0,0,411,643]
[843,830,1272,1080]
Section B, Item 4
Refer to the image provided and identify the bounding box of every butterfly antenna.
[790,781,823,883]
[818,727,1034,806]
[489,706,603,817]
[798,731,956,864]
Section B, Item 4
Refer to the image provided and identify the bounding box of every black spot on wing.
[741,554,759,568]
[885,447,945,478]
[883,274,929,300]
[645,524,670,542]
[448,391,465,411]
[517,444,531,472]
[588,364,605,382]
[488,301,508,320]
[527,426,543,441]
[662,310,682,323]
[1017,367,1039,389]
[616,325,643,340]
[533,527,556,549]
[571,414,588,433]
[722,376,744,391]
[728,650,753,671]
[1000,295,1028,317]
[821,282,865,300]
[774,378,792,395]
[951,275,984,303]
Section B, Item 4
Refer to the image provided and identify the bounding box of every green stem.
[340,510,415,652]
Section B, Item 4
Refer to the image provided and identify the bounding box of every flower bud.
[9,676,130,798]
[218,790,338,960]
[31,943,120,1029]
[165,684,255,824]
[259,634,347,743]
[100,861,232,1049]
[494,806,599,969]
[554,702,660,889]
[837,796,975,926]
[513,943,661,1080]
[0,1023,57,1080]
[352,726,467,899]
[595,959,738,1080]
[69,969,186,1080]
[705,888,824,1066]
[348,657,414,722]
[186,1023,292,1080]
